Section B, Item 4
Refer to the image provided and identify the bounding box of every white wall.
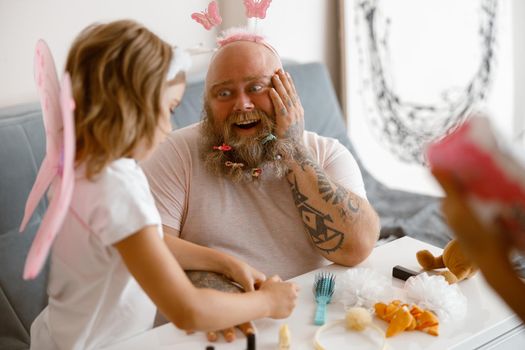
[514,0,525,148]
[0,0,222,107]
[0,0,338,108]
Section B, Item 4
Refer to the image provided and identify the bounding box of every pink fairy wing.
[191,1,222,30]
[24,73,75,280]
[244,0,272,19]
[35,40,63,154]
[19,158,56,231]
[22,51,76,279]
[19,40,62,232]
[59,73,76,202]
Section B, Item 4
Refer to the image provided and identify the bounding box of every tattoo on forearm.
[288,176,345,253]
[186,271,244,293]
[295,155,361,221]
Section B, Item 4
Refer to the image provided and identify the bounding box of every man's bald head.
[205,39,282,94]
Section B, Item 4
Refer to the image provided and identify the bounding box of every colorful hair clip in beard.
[251,168,262,178]
[261,133,277,145]
[213,143,232,151]
[225,161,244,169]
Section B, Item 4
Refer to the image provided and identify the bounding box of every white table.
[104,237,525,349]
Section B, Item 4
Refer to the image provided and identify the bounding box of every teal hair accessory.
[261,133,277,145]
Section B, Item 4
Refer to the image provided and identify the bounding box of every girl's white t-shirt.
[30,158,162,350]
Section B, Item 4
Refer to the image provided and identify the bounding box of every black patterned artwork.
[352,0,498,164]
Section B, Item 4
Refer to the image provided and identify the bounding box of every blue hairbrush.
[313,272,336,325]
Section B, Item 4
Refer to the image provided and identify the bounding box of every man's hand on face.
[270,69,305,145]
[185,271,257,343]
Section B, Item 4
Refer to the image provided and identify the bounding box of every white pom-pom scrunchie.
[314,307,386,350]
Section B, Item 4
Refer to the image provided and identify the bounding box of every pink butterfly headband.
[191,0,272,31]
[215,26,279,58]
[189,1,279,65]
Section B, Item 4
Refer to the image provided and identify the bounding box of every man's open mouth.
[234,119,261,130]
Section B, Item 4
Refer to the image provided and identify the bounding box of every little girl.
[29,20,298,350]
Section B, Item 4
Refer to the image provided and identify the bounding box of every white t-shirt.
[30,158,162,350]
[142,123,367,280]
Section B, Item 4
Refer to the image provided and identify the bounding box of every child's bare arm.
[436,170,525,322]
[114,226,298,331]
[162,225,266,292]
[482,257,525,322]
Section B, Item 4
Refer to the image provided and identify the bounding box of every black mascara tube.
[392,265,419,281]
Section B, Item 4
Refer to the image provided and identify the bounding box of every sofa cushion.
[0,103,49,348]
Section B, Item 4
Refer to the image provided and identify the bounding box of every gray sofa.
[0,62,449,349]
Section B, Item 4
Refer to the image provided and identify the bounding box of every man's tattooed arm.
[297,153,361,221]
[286,145,380,266]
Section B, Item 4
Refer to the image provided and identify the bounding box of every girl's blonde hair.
[65,19,172,179]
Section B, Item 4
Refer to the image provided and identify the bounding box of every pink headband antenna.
[191,0,222,31]
[243,0,273,31]
[190,0,277,58]
[191,0,273,31]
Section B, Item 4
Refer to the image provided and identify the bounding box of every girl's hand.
[270,69,305,144]
[224,257,266,292]
[433,169,512,269]
[498,209,525,253]
[196,258,265,343]
[259,275,299,319]
[185,270,256,343]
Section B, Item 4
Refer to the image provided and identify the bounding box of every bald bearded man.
[142,30,380,341]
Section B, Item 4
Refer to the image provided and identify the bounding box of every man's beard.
[200,105,294,183]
